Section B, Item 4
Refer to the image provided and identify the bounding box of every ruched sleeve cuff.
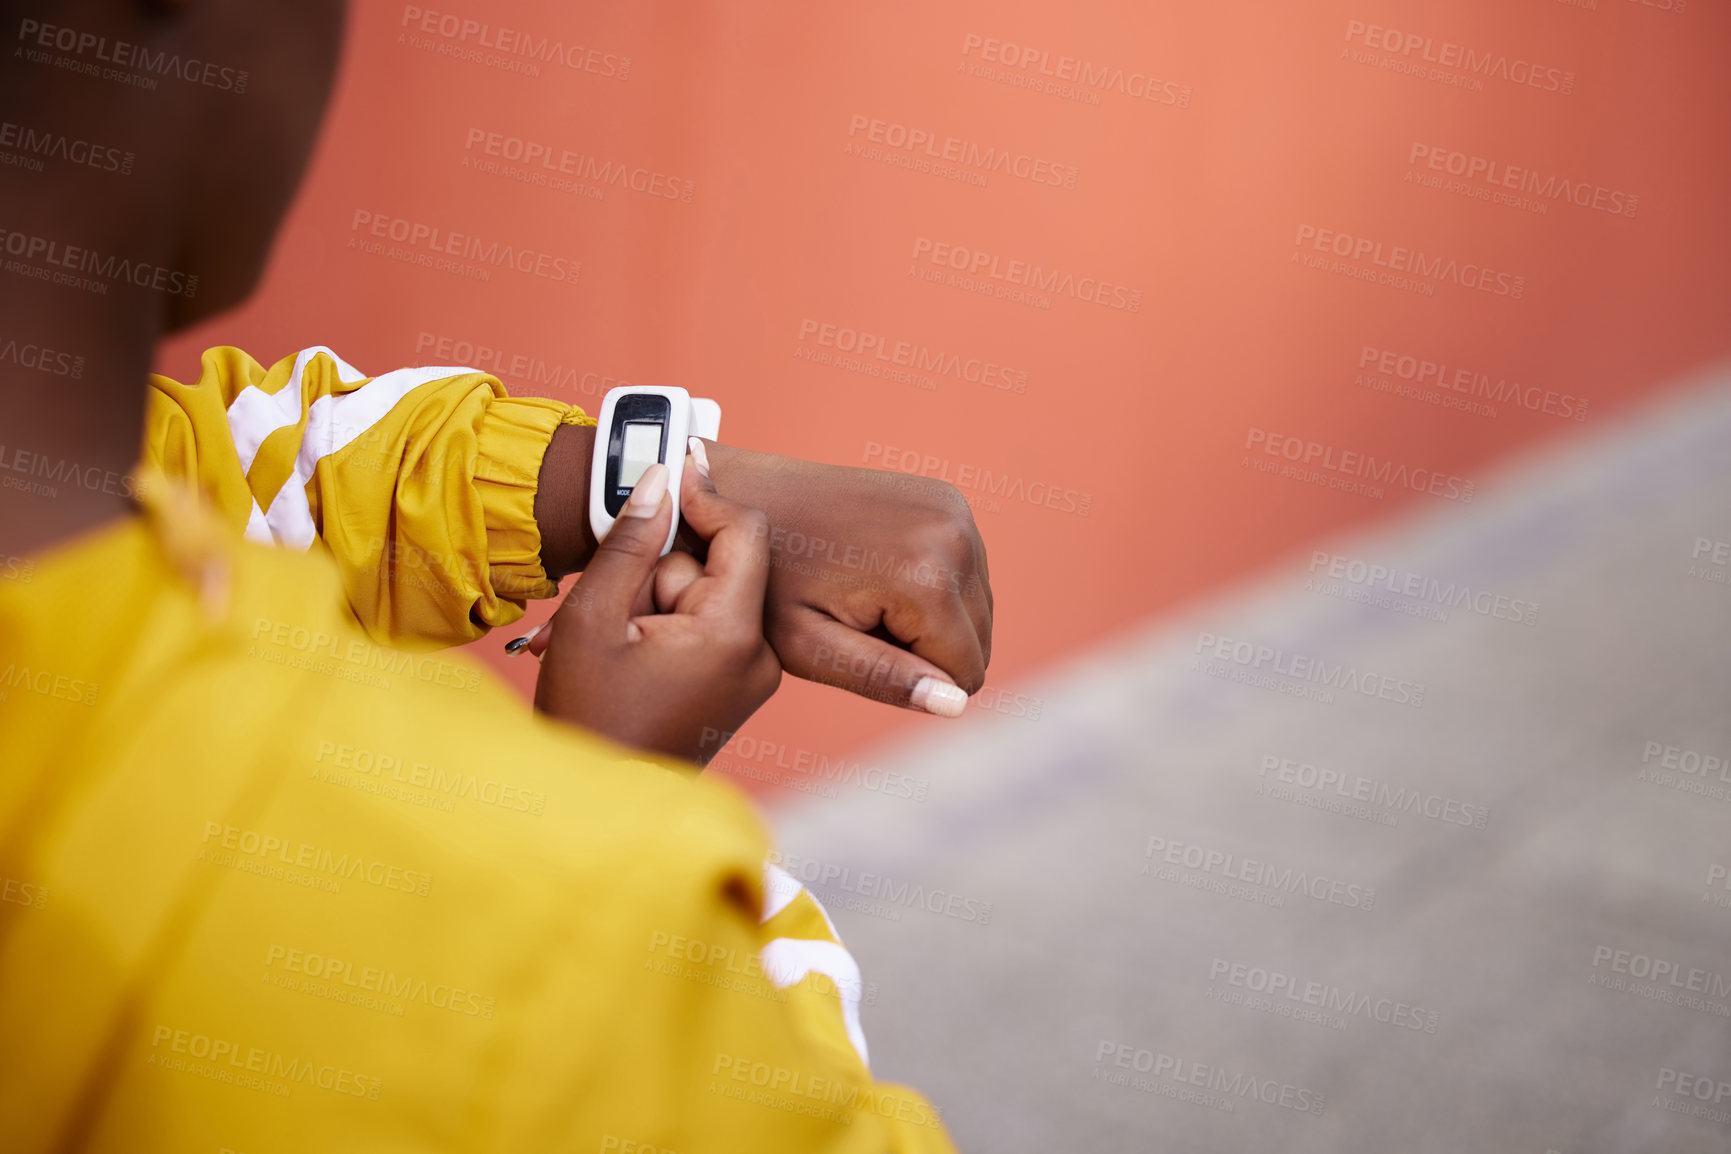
[474,398,594,610]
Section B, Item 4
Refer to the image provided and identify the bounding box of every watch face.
[619,421,664,487]
[604,393,673,516]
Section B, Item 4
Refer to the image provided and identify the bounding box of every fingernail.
[687,436,710,478]
[504,621,546,656]
[911,676,968,718]
[622,462,669,518]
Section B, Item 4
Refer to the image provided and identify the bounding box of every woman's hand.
[532,427,990,716]
[532,448,782,765]
[699,443,989,717]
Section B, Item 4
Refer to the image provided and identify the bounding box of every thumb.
[554,462,672,644]
[771,606,970,717]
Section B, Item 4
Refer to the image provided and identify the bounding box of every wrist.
[701,439,791,509]
[534,422,599,581]
[672,439,771,558]
[537,431,769,577]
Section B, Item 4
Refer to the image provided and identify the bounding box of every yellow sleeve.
[0,488,956,1152]
[748,864,958,1150]
[142,345,592,647]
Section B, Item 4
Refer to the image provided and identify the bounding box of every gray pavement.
[773,361,1731,1153]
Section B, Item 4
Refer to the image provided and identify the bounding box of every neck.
[0,271,162,559]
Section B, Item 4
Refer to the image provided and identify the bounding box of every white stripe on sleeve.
[243,497,272,545]
[227,346,366,476]
[759,937,871,1068]
[762,863,805,923]
[251,362,481,549]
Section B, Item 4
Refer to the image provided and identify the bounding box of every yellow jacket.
[0,346,956,1152]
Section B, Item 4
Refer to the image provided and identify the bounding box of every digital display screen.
[619,421,664,487]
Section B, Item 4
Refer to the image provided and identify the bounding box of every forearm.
[533,422,599,580]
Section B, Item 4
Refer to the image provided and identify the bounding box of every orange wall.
[158,0,1731,789]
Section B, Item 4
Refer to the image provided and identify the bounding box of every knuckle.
[915,507,975,562]
[957,661,987,696]
[737,507,771,544]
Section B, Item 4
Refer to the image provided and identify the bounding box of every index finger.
[675,447,771,624]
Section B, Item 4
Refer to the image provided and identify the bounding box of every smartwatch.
[588,385,723,556]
